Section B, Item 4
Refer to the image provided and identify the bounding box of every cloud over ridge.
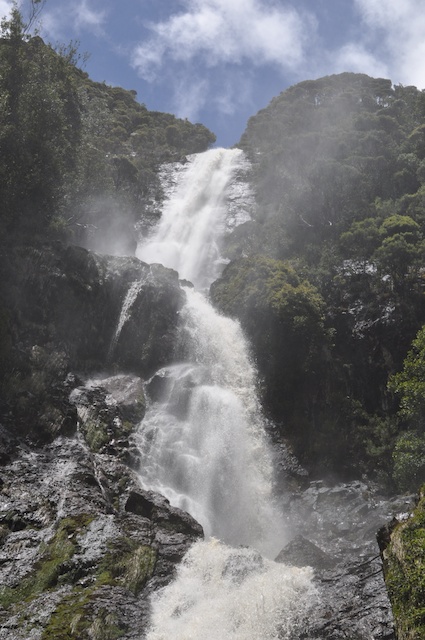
[132,0,314,80]
[353,0,425,88]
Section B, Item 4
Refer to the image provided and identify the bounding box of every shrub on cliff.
[210,256,328,446]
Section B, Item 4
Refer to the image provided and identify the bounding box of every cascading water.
[108,279,144,359]
[135,148,317,638]
[136,148,251,290]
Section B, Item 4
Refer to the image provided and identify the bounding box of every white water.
[136,148,249,290]
[136,288,284,554]
[109,279,144,358]
[134,148,316,638]
[147,539,317,640]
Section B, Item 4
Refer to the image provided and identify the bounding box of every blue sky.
[2,0,425,147]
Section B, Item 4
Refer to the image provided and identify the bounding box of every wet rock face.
[0,241,198,638]
[379,485,425,640]
[0,243,184,444]
[275,481,415,640]
[70,374,146,455]
[0,436,203,640]
[1,242,184,374]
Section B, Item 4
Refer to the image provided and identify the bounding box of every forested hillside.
[0,10,215,441]
[0,7,215,253]
[212,73,425,487]
[2,10,425,489]
[2,12,425,639]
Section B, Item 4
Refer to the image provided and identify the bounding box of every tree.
[340,217,381,261]
[210,256,328,436]
[0,6,82,238]
[373,215,422,289]
[392,431,425,491]
[389,325,425,429]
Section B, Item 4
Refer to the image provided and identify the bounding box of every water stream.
[135,148,317,638]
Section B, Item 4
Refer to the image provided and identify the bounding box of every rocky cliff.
[0,241,203,638]
[378,485,425,640]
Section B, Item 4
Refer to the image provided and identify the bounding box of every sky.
[2,0,425,147]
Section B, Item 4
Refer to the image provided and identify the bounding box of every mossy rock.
[42,538,156,639]
[42,590,127,640]
[0,514,94,611]
[382,485,425,639]
[97,538,157,595]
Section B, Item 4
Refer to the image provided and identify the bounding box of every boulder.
[275,535,336,571]
[70,374,146,454]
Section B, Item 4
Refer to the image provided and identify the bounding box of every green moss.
[98,538,157,595]
[121,420,135,435]
[384,485,425,639]
[41,539,156,638]
[82,419,110,452]
[42,590,127,640]
[0,519,152,638]
[41,587,91,640]
[87,610,126,640]
[0,514,94,610]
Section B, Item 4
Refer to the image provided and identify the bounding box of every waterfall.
[136,148,251,290]
[108,279,144,358]
[134,148,316,638]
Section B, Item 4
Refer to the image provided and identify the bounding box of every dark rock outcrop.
[275,480,415,639]
[275,535,335,571]
[70,374,146,455]
[1,242,184,374]
[0,242,184,445]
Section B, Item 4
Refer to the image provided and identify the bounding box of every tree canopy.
[0,8,216,247]
[226,72,425,479]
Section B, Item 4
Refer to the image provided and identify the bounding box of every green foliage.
[374,232,421,284]
[211,255,325,351]
[392,432,425,492]
[389,325,425,427]
[340,217,381,260]
[384,486,425,639]
[233,72,425,478]
[0,19,82,239]
[0,16,215,247]
[379,214,420,238]
[211,256,328,441]
[239,73,425,262]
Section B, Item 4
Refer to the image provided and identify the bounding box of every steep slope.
[212,73,425,482]
[0,26,216,252]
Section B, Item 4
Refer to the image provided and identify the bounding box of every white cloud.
[74,0,107,34]
[329,43,389,79]
[41,0,107,40]
[131,0,317,121]
[172,75,210,121]
[132,0,316,80]
[0,0,13,22]
[353,0,425,88]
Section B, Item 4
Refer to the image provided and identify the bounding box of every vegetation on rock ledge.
[382,485,425,639]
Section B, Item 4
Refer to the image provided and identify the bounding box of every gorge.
[1,27,425,639]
